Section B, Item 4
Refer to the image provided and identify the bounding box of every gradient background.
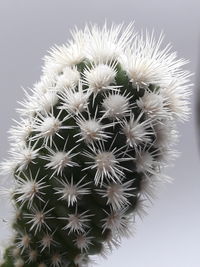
[0,1,200,266]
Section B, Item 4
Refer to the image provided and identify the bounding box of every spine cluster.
[0,23,191,267]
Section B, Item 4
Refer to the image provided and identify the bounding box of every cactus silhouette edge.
[0,22,192,267]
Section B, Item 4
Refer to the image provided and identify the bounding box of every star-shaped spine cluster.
[0,22,191,267]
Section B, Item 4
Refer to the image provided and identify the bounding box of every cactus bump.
[0,23,192,266]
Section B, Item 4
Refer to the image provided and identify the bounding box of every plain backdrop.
[0,1,200,266]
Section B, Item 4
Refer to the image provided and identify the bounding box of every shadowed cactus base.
[0,23,191,267]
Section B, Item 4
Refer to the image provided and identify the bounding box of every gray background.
[0,0,200,266]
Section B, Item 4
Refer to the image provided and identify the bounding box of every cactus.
[0,23,191,267]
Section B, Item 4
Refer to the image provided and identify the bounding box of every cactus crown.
[0,23,191,267]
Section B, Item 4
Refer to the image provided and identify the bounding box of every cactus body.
[0,23,191,266]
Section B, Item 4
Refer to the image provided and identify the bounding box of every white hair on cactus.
[0,22,192,266]
[14,169,48,208]
[41,139,79,177]
[0,183,15,202]
[33,75,56,94]
[83,63,118,96]
[139,175,158,201]
[133,198,148,220]
[160,80,191,121]
[84,22,135,63]
[120,32,189,89]
[17,83,57,117]
[18,88,58,115]
[39,231,59,252]
[0,159,18,176]
[102,91,131,119]
[136,90,166,119]
[32,115,61,144]
[55,66,80,91]
[134,146,159,176]
[42,62,64,80]
[61,210,92,233]
[44,28,86,71]
[154,146,179,166]
[83,141,132,186]
[45,149,78,175]
[24,203,54,235]
[76,117,109,143]
[54,175,91,207]
[17,87,41,117]
[96,180,135,210]
[120,112,152,147]
[8,118,34,143]
[8,142,40,172]
[34,91,59,114]
[139,173,169,202]
[74,232,93,252]
[75,108,113,143]
[31,110,71,146]
[152,119,178,148]
[58,81,90,115]
[101,208,132,237]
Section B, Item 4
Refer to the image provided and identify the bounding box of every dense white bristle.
[75,109,113,143]
[9,143,40,172]
[134,147,159,176]
[160,80,191,121]
[61,210,92,233]
[102,208,132,237]
[136,90,166,119]
[39,231,59,252]
[54,175,91,206]
[0,22,191,266]
[24,203,54,235]
[36,91,59,114]
[83,63,118,96]
[34,75,56,94]
[102,92,131,119]
[14,170,48,208]
[74,232,93,252]
[59,81,90,114]
[83,144,131,186]
[8,118,34,143]
[31,110,71,146]
[41,139,79,177]
[120,113,152,147]
[152,120,178,148]
[55,66,80,91]
[84,22,135,63]
[96,180,135,210]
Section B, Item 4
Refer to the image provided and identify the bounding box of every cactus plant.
[0,23,191,267]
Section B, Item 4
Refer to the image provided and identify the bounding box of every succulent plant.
[0,23,191,267]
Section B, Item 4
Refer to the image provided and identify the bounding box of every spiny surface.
[0,22,191,267]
